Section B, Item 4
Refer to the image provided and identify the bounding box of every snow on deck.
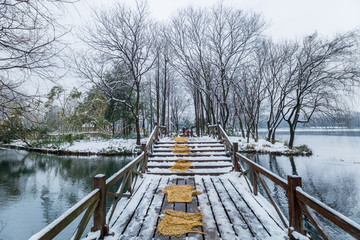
[98,173,287,240]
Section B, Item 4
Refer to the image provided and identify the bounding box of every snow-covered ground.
[9,138,142,154]
[6,135,311,156]
[229,136,312,155]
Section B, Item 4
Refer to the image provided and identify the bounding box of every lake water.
[0,150,133,240]
[1,131,359,240]
[244,129,360,239]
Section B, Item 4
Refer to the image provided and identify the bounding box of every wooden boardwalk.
[29,124,360,240]
[105,137,288,239]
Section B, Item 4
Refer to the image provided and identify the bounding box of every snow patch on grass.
[229,136,312,156]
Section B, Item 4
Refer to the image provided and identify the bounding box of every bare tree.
[78,1,155,145]
[0,1,71,117]
[208,5,266,129]
[282,32,360,148]
[260,40,299,143]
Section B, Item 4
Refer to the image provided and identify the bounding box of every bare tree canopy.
[77,0,156,144]
[0,0,71,118]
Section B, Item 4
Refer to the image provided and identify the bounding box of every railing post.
[232,142,240,172]
[217,121,221,140]
[154,122,159,141]
[93,174,107,239]
[207,124,210,135]
[288,175,303,239]
[141,143,147,172]
[252,168,258,195]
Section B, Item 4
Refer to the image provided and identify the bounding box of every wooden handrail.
[235,151,360,240]
[236,153,288,190]
[146,124,159,149]
[296,187,360,239]
[29,124,160,240]
[29,189,100,240]
[106,152,145,190]
[218,124,233,148]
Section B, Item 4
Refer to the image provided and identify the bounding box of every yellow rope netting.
[163,185,202,203]
[170,160,192,172]
[158,210,204,237]
[170,144,192,154]
[174,137,188,142]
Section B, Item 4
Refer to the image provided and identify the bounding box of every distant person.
[190,129,194,137]
[182,126,186,136]
[186,129,190,137]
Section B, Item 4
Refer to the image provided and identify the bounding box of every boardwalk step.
[154,144,223,148]
[147,162,233,168]
[156,141,221,144]
[148,156,232,162]
[147,167,232,175]
[150,152,229,157]
[146,171,231,176]
[153,148,225,152]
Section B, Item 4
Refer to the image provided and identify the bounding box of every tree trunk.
[135,82,141,145]
[149,81,153,130]
[271,130,276,144]
[161,58,167,127]
[288,124,295,149]
[156,56,160,124]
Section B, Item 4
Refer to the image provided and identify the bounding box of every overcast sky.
[59,0,360,109]
[66,0,360,41]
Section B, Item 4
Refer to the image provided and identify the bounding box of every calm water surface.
[1,131,359,239]
[246,130,360,239]
[0,150,133,240]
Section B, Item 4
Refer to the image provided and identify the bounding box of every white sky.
[66,0,360,41]
[57,0,360,109]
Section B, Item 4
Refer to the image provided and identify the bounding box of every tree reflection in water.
[246,152,360,240]
[0,149,133,240]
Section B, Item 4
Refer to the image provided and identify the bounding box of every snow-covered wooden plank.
[147,161,233,168]
[154,144,223,148]
[211,177,265,239]
[147,167,232,174]
[137,177,170,239]
[148,156,232,162]
[224,175,287,238]
[150,152,228,157]
[186,178,205,240]
[198,176,238,239]
[119,177,162,237]
[170,178,187,240]
[194,176,221,240]
[157,141,221,144]
[153,178,178,240]
[153,148,225,152]
[108,176,158,233]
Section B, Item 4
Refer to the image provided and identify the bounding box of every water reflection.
[0,149,133,240]
[243,131,360,240]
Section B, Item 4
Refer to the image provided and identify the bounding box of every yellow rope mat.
[170,160,192,172]
[163,185,202,203]
[174,137,188,142]
[158,210,204,237]
[170,144,192,154]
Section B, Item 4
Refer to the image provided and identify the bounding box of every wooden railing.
[29,123,163,240]
[208,122,360,240]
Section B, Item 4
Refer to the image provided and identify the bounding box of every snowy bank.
[2,138,142,156]
[228,136,312,156]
